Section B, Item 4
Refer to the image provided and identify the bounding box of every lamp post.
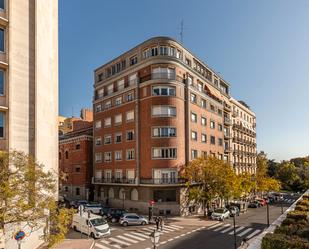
[266,202,270,227]
[233,215,237,249]
[149,229,160,249]
[281,200,284,214]
[122,192,125,209]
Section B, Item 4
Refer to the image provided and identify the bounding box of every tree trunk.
[203,199,206,217]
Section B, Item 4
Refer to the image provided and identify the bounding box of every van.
[72,212,110,238]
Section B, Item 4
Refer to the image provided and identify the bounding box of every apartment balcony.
[224,117,232,126]
[232,111,238,118]
[140,73,183,84]
[224,147,233,153]
[140,178,186,186]
[224,133,231,140]
[223,102,232,112]
[93,177,137,185]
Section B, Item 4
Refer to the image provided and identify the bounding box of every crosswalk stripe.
[124,233,145,241]
[109,237,131,246]
[246,229,261,239]
[99,240,121,249]
[228,226,245,235]
[164,225,179,230]
[208,223,222,229]
[131,232,149,239]
[238,228,253,237]
[168,224,183,229]
[94,243,110,249]
[220,226,235,233]
[214,224,230,232]
[116,235,138,244]
[161,227,175,232]
[142,227,155,232]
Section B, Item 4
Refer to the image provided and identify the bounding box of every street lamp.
[149,229,160,249]
[233,215,237,249]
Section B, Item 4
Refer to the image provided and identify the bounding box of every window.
[190,93,197,103]
[152,127,176,137]
[218,124,223,131]
[210,121,215,129]
[218,109,223,116]
[95,120,101,129]
[95,137,102,146]
[126,130,134,141]
[75,144,80,150]
[129,73,137,85]
[191,112,197,123]
[185,58,191,66]
[115,96,122,106]
[152,67,175,80]
[104,117,111,127]
[201,117,207,126]
[104,100,111,110]
[187,76,193,85]
[75,165,81,173]
[201,151,207,158]
[117,79,124,91]
[0,70,4,95]
[75,188,80,196]
[152,106,176,117]
[198,83,203,92]
[104,152,112,162]
[114,114,122,124]
[0,112,4,138]
[219,138,223,146]
[151,47,158,56]
[201,99,206,109]
[104,135,112,144]
[201,134,207,143]
[115,151,122,161]
[152,148,177,159]
[115,133,122,143]
[210,104,215,111]
[97,73,103,82]
[95,104,102,112]
[0,28,4,52]
[191,131,197,141]
[126,149,135,160]
[191,150,198,160]
[107,84,113,95]
[159,46,168,55]
[152,86,176,96]
[126,93,134,102]
[143,48,150,58]
[95,153,102,163]
[130,56,137,66]
[210,136,215,145]
[126,110,134,122]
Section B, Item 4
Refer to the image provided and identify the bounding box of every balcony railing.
[93,177,137,184]
[224,118,232,126]
[139,73,183,84]
[140,178,186,185]
[224,133,231,139]
[223,102,231,112]
[232,111,238,117]
[224,147,233,153]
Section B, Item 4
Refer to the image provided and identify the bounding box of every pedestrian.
[155,216,159,230]
[105,197,109,206]
[159,216,164,231]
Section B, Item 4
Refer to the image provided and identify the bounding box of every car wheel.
[141,221,146,225]
[122,222,128,227]
[73,226,78,232]
[90,232,95,239]
[111,218,117,223]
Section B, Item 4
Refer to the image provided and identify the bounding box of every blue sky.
[59,0,309,161]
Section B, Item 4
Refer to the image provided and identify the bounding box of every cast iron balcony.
[140,178,186,185]
[93,177,137,184]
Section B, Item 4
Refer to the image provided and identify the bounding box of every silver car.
[119,213,148,226]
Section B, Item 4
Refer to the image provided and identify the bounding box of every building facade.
[92,37,256,216]
[0,0,58,249]
[231,98,257,174]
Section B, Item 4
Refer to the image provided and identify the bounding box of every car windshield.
[214,209,224,213]
[90,218,106,226]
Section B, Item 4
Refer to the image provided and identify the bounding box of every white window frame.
[126,149,135,160]
[95,120,101,129]
[104,152,112,162]
[152,147,177,159]
[151,105,176,117]
[114,114,122,125]
[104,117,111,127]
[126,110,134,122]
[115,151,122,161]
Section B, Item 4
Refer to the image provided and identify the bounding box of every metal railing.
[140,178,186,185]
[93,178,136,184]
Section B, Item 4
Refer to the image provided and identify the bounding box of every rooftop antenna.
[180,19,184,44]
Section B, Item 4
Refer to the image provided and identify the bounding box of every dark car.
[248,201,259,208]
[228,206,240,217]
[107,208,128,223]
[100,207,112,218]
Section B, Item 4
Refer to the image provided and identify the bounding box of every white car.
[72,213,110,238]
[211,208,230,221]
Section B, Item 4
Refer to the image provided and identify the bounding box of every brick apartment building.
[59,109,94,201]
[92,37,257,215]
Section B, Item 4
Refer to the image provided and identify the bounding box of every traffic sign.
[14,230,25,241]
[149,200,155,205]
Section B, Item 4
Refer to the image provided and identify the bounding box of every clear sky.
[59,0,309,161]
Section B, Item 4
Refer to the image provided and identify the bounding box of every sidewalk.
[52,239,94,249]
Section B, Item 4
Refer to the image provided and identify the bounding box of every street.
[66,193,299,249]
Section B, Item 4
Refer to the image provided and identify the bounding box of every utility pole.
[233,215,237,249]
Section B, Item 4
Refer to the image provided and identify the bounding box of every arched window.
[131,188,138,201]
[108,188,114,198]
[119,188,126,200]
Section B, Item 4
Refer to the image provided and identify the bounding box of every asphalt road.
[161,193,300,249]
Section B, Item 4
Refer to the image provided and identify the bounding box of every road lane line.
[168,224,183,229]
[99,240,121,249]
[214,224,230,232]
[117,235,138,243]
[109,237,131,246]
[220,226,234,233]
[163,226,178,230]
[124,233,145,241]
[131,232,150,239]
[95,243,110,249]
[208,223,222,229]
[228,226,245,235]
[246,229,261,239]
[238,228,253,237]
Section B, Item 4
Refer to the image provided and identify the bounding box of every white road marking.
[124,233,145,241]
[99,240,121,249]
[116,235,138,244]
[164,225,179,230]
[161,241,167,245]
[168,224,183,229]
[142,227,156,232]
[208,223,222,229]
[95,243,110,249]
[162,227,175,232]
[220,226,235,233]
[175,235,180,239]
[131,232,150,239]
[228,226,245,235]
[168,238,174,241]
[214,224,230,232]
[109,237,131,246]
[238,228,253,237]
[246,229,261,239]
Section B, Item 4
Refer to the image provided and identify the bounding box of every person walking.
[155,216,159,230]
[159,216,164,231]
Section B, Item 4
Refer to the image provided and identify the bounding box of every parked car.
[119,213,148,226]
[255,198,266,206]
[100,207,112,218]
[248,201,259,208]
[211,208,230,221]
[70,200,88,209]
[83,203,104,214]
[107,208,128,223]
[227,206,240,217]
[72,212,110,238]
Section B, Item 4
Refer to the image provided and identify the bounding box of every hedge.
[295,205,309,212]
[303,194,309,201]
[287,210,309,221]
[297,199,309,207]
[262,233,309,249]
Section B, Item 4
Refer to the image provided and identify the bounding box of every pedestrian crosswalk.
[283,198,295,204]
[207,223,261,239]
[93,224,184,249]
